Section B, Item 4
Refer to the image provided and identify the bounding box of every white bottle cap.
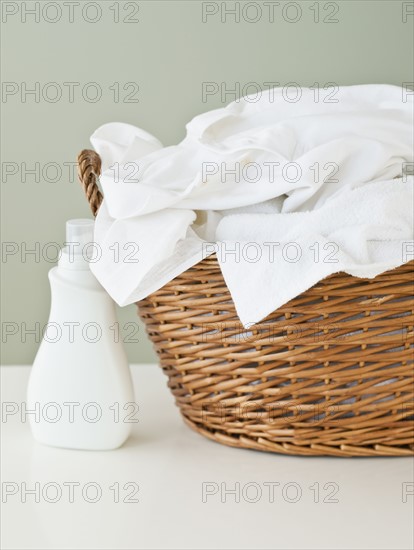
[60,219,95,270]
[66,219,95,252]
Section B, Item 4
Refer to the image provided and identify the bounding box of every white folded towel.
[89,84,414,327]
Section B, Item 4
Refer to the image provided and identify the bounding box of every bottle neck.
[58,247,91,271]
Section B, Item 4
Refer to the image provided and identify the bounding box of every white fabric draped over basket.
[88,84,414,327]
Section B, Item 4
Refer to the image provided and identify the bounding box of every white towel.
[89,84,414,327]
[216,178,413,325]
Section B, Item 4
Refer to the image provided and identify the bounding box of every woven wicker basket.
[78,149,414,457]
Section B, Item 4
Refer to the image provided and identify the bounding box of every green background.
[1,0,413,364]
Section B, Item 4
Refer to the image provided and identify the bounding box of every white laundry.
[89,84,414,327]
[215,179,413,325]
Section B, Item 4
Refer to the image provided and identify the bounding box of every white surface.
[1,364,413,550]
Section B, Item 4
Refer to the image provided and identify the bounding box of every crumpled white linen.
[89,84,414,327]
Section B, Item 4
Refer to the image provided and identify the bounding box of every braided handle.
[77,149,103,216]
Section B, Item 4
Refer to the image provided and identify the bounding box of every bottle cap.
[59,219,95,270]
[65,219,95,255]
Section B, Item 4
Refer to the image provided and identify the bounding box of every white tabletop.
[1,364,413,550]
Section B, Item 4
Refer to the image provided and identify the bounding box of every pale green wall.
[1,0,413,364]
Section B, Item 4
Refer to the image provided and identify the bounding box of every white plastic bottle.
[27,219,135,450]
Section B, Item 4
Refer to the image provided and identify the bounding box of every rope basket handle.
[77,149,103,216]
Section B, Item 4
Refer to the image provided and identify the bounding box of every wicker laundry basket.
[78,149,414,457]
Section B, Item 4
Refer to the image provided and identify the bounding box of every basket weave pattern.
[78,149,414,457]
